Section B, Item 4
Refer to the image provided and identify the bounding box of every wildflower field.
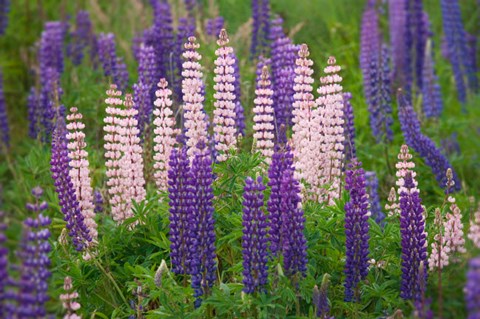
[1,0,480,318]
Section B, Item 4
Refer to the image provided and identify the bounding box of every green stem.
[92,256,129,308]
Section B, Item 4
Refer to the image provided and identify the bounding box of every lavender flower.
[51,119,92,251]
[114,57,129,91]
[242,176,268,294]
[405,0,427,92]
[389,0,408,86]
[148,0,174,81]
[27,87,40,139]
[0,72,9,148]
[281,165,307,277]
[360,2,380,93]
[69,10,95,65]
[137,45,157,88]
[0,0,9,35]
[343,92,356,162]
[399,171,428,301]
[133,82,152,139]
[190,141,216,307]
[344,160,370,302]
[184,0,197,17]
[365,171,385,225]
[94,189,104,214]
[465,256,480,318]
[0,211,7,318]
[205,17,224,37]
[232,52,245,136]
[168,147,194,275]
[269,15,284,42]
[39,67,62,140]
[98,33,117,77]
[251,0,270,58]
[422,42,443,118]
[313,275,332,319]
[397,90,460,190]
[39,21,65,77]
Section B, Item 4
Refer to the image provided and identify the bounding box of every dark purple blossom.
[360,2,380,93]
[39,67,63,140]
[205,17,224,37]
[269,15,284,42]
[98,33,117,77]
[0,72,9,148]
[94,189,103,214]
[399,172,428,301]
[251,0,270,58]
[132,32,144,62]
[313,275,332,319]
[168,147,194,275]
[0,210,7,318]
[190,141,216,308]
[465,256,480,318]
[114,57,129,91]
[232,52,245,136]
[69,11,96,65]
[365,171,385,225]
[414,261,433,319]
[421,43,443,118]
[389,0,408,86]
[242,176,268,294]
[137,45,157,88]
[344,160,370,302]
[0,0,9,35]
[148,0,174,81]
[50,120,92,251]
[343,92,356,163]
[133,82,152,139]
[39,21,65,78]
[27,87,40,139]
[405,1,427,92]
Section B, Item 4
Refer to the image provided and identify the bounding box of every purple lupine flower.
[389,0,408,86]
[267,144,294,257]
[242,176,268,294]
[205,17,224,37]
[343,92,356,163]
[232,52,245,136]
[133,82,152,138]
[414,261,433,319]
[313,275,332,319]
[365,171,385,225]
[270,36,296,141]
[399,171,428,301]
[281,164,307,277]
[0,0,9,35]
[114,57,129,91]
[94,189,103,214]
[39,67,62,140]
[404,1,427,92]
[441,133,461,157]
[175,17,195,101]
[465,256,480,318]
[0,211,7,318]
[421,43,443,118]
[360,1,380,94]
[251,0,270,58]
[397,90,461,190]
[27,87,40,139]
[39,21,65,78]
[441,0,477,104]
[69,10,95,65]
[184,0,196,17]
[269,15,284,42]
[14,187,51,318]
[466,33,478,91]
[168,147,194,275]
[51,120,92,251]
[132,32,144,62]
[148,0,174,81]
[190,141,216,307]
[0,72,9,148]
[344,160,370,302]
[98,33,117,77]
[137,45,157,88]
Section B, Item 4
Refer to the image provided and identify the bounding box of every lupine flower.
[51,120,92,251]
[397,145,428,301]
[154,259,169,288]
[465,256,480,318]
[175,17,195,101]
[271,35,296,140]
[98,33,117,77]
[66,107,98,242]
[205,16,224,37]
[313,275,332,319]
[385,186,399,217]
[253,65,275,164]
[251,0,270,58]
[441,0,477,104]
[190,141,217,307]
[413,261,433,319]
[428,208,449,270]
[468,206,480,249]
[114,57,129,92]
[132,32,144,62]
[119,94,146,219]
[60,276,81,319]
[133,82,151,140]
[0,0,9,35]
[39,67,63,140]
[15,187,51,318]
[291,44,316,184]
[153,79,179,192]
[69,10,95,65]
[0,71,9,148]
[268,144,294,257]
[0,210,7,318]
[27,87,40,139]
[343,92,356,163]
[397,90,461,190]
[137,45,157,89]
[360,1,380,95]
[404,0,427,92]
[148,0,174,81]
[94,189,103,214]
[39,21,65,77]
[441,133,461,157]
[182,36,208,158]
[389,0,408,86]
[213,29,237,162]
[316,56,345,204]
[242,176,268,294]
[344,160,370,302]
[184,0,197,17]
[168,147,194,275]
[443,197,466,261]
[269,15,284,43]
[232,52,246,136]
[280,164,308,277]
[365,171,385,225]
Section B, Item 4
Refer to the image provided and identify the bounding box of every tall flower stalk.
[465,256,480,318]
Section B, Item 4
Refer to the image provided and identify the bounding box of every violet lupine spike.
[190,141,217,308]
[421,42,443,118]
[132,33,144,62]
[39,21,65,78]
[0,0,9,35]
[182,36,208,158]
[251,0,270,58]
[269,15,284,42]
[365,171,385,226]
[413,261,433,319]
[0,72,9,148]
[465,257,480,318]
[389,0,408,86]
[242,176,268,294]
[69,10,95,65]
[27,87,40,139]
[253,65,275,164]
[397,90,461,190]
[148,0,174,81]
[280,165,308,278]
[94,189,103,214]
[133,82,151,139]
[313,275,332,319]
[213,29,237,162]
[39,67,62,140]
[404,0,427,92]
[0,211,7,318]
[344,160,370,302]
[184,0,196,17]
[114,57,129,92]
[343,92,356,163]
[360,2,380,97]
[174,17,195,102]
[138,45,158,88]
[466,33,478,92]
[168,147,194,275]
[51,120,92,251]
[232,52,246,136]
[98,33,117,77]
[267,144,294,257]
[205,17,224,37]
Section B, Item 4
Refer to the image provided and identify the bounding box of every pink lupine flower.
[182,36,208,158]
[66,107,98,242]
[443,197,466,259]
[103,84,126,222]
[316,56,345,204]
[153,78,179,192]
[253,65,275,164]
[428,208,449,270]
[395,144,417,195]
[291,44,317,186]
[468,205,480,248]
[60,276,81,319]
[213,29,238,162]
[385,187,399,217]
